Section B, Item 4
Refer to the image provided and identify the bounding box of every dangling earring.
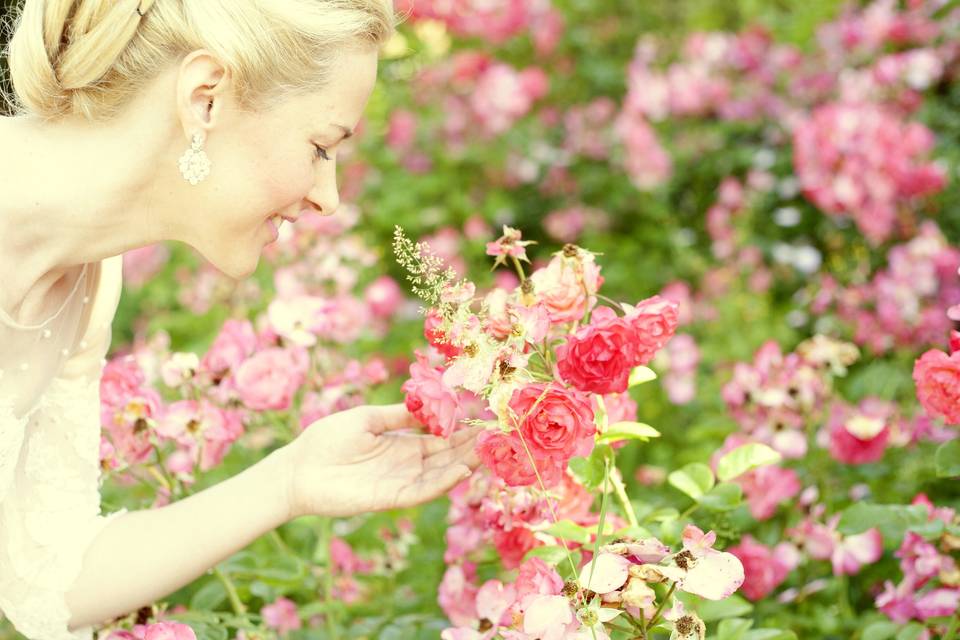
[178,132,212,185]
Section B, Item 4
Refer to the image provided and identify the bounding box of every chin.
[203,250,260,280]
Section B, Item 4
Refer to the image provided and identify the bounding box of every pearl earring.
[178,132,211,185]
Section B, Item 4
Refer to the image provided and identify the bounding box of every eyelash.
[313,144,330,161]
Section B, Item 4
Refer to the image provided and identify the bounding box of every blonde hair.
[0,0,396,122]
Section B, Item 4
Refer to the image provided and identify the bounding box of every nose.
[305,165,340,217]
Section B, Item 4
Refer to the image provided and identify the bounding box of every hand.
[280,403,481,519]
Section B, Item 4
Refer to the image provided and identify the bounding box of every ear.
[176,49,233,141]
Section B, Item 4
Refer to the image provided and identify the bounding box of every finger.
[424,435,482,470]
[366,403,422,435]
[420,424,483,456]
[394,463,472,509]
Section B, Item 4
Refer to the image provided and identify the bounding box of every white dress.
[0,256,129,640]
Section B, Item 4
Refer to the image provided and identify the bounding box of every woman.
[0,1,479,638]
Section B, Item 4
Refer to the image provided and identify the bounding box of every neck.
[0,67,188,303]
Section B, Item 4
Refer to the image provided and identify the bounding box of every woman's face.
[181,47,379,279]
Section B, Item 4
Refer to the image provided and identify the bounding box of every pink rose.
[556,306,642,394]
[234,347,309,411]
[364,275,403,318]
[728,535,793,601]
[508,383,596,461]
[199,319,257,378]
[439,564,479,627]
[828,404,891,465]
[623,295,680,364]
[913,349,960,424]
[141,622,197,640]
[739,465,801,520]
[424,308,462,359]
[475,430,563,488]
[402,352,463,438]
[515,557,564,599]
[261,596,302,633]
[529,254,602,324]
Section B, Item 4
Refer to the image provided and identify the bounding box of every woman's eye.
[313,144,330,161]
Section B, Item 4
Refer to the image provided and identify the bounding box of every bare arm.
[65,446,292,630]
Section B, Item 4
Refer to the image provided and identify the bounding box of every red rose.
[913,349,960,425]
[557,306,641,394]
[475,430,563,487]
[508,383,596,461]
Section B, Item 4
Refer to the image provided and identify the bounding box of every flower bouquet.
[395,226,748,639]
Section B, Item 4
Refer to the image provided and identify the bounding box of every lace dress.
[0,256,129,640]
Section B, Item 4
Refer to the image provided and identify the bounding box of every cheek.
[256,156,315,209]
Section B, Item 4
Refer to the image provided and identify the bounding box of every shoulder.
[58,255,124,381]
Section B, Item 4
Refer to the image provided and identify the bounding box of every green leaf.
[543,520,593,545]
[743,631,797,640]
[568,445,611,490]
[523,545,570,566]
[698,482,743,511]
[189,580,227,610]
[861,621,898,640]
[629,366,657,386]
[668,463,715,500]
[716,443,781,481]
[935,440,960,477]
[694,594,753,622]
[596,421,661,444]
[837,504,928,545]
[896,623,927,640]
[717,618,753,640]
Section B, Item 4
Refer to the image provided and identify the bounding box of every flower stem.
[646,582,677,630]
[320,517,341,640]
[609,464,639,529]
[510,255,527,282]
[943,612,960,640]
[213,565,246,615]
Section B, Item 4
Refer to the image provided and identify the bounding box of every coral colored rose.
[508,383,596,461]
[557,306,642,394]
[493,526,540,570]
[200,319,257,377]
[402,352,463,438]
[475,430,563,487]
[728,535,793,601]
[913,348,960,424]
[624,295,680,363]
[233,347,308,411]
